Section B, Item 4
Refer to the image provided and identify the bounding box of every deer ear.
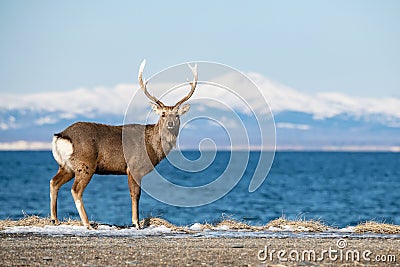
[151,103,163,115]
[178,104,190,115]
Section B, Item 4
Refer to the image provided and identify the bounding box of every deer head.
[138,60,198,137]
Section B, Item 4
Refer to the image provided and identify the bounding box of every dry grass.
[140,217,193,233]
[264,217,329,232]
[0,215,82,230]
[354,221,400,235]
[140,217,176,229]
[215,219,256,230]
[120,216,330,232]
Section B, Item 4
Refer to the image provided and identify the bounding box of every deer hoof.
[132,223,141,230]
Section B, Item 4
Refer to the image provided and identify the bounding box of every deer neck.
[145,122,178,165]
[158,120,178,153]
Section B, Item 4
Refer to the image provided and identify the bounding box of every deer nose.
[167,121,174,127]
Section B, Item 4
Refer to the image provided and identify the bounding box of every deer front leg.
[50,167,74,224]
[70,172,93,229]
[128,171,142,229]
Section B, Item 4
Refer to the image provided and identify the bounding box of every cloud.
[276,122,310,130]
[0,123,9,130]
[0,115,17,130]
[0,84,135,117]
[0,141,51,150]
[35,116,59,126]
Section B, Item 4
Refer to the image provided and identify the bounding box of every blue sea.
[0,151,399,228]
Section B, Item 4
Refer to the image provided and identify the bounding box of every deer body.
[50,60,197,228]
[53,123,127,175]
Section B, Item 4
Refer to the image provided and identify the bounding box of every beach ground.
[1,233,399,266]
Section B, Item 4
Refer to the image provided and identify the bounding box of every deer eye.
[161,112,166,117]
[175,114,179,118]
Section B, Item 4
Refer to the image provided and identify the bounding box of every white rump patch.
[52,136,73,171]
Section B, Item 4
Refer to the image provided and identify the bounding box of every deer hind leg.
[128,171,142,229]
[50,167,74,224]
[71,169,94,229]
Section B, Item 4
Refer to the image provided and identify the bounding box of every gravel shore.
[1,233,399,266]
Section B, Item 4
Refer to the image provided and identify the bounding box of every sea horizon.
[0,140,399,153]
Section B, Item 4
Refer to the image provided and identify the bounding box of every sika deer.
[50,60,198,229]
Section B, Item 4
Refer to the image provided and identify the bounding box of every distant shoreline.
[0,144,400,152]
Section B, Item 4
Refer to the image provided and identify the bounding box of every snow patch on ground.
[2,224,171,237]
[2,224,399,238]
[189,223,203,231]
[214,225,230,231]
[338,226,356,232]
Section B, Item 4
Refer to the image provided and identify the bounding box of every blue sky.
[1,0,399,97]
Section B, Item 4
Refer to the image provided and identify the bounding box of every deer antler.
[174,63,198,107]
[138,59,165,107]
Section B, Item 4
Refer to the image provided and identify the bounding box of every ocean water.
[0,151,398,228]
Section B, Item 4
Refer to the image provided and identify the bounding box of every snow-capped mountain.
[0,73,399,151]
